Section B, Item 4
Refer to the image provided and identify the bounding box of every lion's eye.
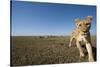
[79,24,81,26]
[86,24,90,27]
[86,23,90,25]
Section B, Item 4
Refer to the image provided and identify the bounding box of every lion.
[69,16,94,62]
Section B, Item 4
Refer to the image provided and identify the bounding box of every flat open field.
[11,36,96,66]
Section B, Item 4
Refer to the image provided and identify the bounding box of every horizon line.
[11,34,96,36]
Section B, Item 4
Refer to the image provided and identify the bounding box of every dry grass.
[11,36,96,66]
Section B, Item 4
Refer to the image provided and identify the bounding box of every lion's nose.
[83,29,87,32]
[82,28,87,32]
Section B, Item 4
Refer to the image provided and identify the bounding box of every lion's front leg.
[86,42,94,62]
[69,36,74,47]
[76,41,85,58]
[83,36,94,62]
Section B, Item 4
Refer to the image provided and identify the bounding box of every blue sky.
[11,1,96,36]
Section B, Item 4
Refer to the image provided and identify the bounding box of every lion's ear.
[75,18,80,24]
[86,16,93,23]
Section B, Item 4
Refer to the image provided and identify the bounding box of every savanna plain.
[11,36,96,66]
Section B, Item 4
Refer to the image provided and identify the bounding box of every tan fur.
[69,16,94,62]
